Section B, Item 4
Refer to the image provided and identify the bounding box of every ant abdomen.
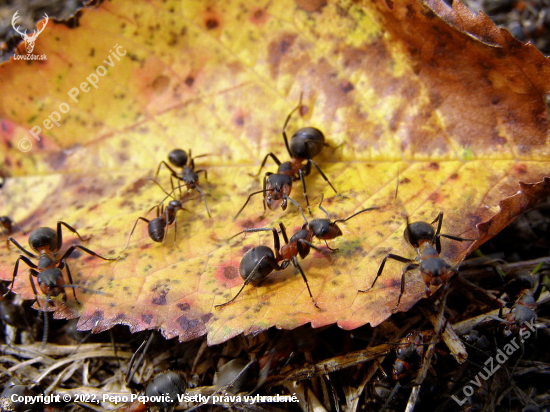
[28,227,57,252]
[403,221,434,249]
[240,246,276,285]
[290,127,325,159]
[167,149,188,168]
[147,218,165,242]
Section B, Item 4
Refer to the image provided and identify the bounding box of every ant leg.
[195,185,211,218]
[29,268,41,308]
[4,255,37,297]
[260,173,269,218]
[279,222,289,244]
[309,159,338,194]
[297,169,311,214]
[60,260,80,304]
[281,98,303,157]
[195,169,208,181]
[234,190,265,220]
[155,160,179,180]
[7,237,37,259]
[392,263,419,312]
[292,258,319,309]
[60,245,118,263]
[359,254,414,292]
[299,239,330,256]
[336,206,380,224]
[121,217,151,253]
[323,240,338,252]
[126,331,155,384]
[255,153,282,177]
[57,221,87,250]
[215,255,280,308]
[439,233,477,243]
[431,212,444,253]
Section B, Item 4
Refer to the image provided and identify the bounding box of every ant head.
[403,221,435,249]
[168,200,183,209]
[289,127,325,159]
[37,268,64,294]
[168,149,188,168]
[309,219,342,240]
[0,216,11,225]
[28,227,58,253]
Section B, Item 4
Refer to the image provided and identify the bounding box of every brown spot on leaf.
[142,314,153,324]
[185,76,195,87]
[152,293,167,305]
[177,302,190,311]
[205,18,219,30]
[223,266,238,280]
[268,33,297,78]
[250,8,268,25]
[152,75,170,94]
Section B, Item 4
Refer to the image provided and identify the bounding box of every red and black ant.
[217,206,327,308]
[4,222,116,307]
[360,212,475,311]
[295,194,379,251]
[234,99,337,219]
[391,330,425,381]
[1,215,24,248]
[219,197,379,308]
[155,148,211,217]
[494,269,545,337]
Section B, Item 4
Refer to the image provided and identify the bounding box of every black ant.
[155,148,211,217]
[4,222,116,307]
[234,99,337,219]
[122,197,189,252]
[360,212,475,311]
[1,216,24,248]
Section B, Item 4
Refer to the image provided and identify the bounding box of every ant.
[234,98,337,219]
[4,221,116,307]
[155,148,211,217]
[1,216,24,248]
[495,269,544,337]
[122,196,189,252]
[391,330,425,381]
[217,202,327,308]
[296,194,379,251]
[360,212,475,311]
[145,371,187,411]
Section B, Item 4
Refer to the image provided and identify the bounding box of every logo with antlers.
[11,11,49,54]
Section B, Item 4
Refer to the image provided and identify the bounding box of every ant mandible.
[234,97,337,219]
[217,202,327,309]
[4,221,117,307]
[155,148,211,217]
[360,212,475,311]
